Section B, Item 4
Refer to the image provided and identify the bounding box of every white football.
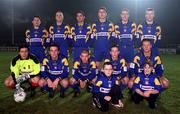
[14,91,26,102]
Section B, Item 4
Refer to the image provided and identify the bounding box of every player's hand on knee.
[104,96,111,101]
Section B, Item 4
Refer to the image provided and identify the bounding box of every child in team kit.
[92,62,124,112]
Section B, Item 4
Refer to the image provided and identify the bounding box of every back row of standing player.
[26,7,160,64]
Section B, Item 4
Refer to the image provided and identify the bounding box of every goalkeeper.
[4,44,40,97]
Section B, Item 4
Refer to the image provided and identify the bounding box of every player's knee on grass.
[60,78,69,88]
[160,77,169,89]
[4,76,15,89]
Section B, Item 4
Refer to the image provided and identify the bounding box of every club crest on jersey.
[124,29,127,32]
[148,30,151,33]
[145,77,149,85]
[83,69,87,73]
[145,80,149,85]
[35,34,37,37]
[108,81,112,88]
[54,66,57,69]
[101,27,104,30]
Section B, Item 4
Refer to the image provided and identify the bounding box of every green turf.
[0,52,180,114]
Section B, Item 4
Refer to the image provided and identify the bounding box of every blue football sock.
[60,86,67,93]
[70,83,80,92]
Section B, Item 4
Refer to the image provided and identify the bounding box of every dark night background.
[0,0,179,47]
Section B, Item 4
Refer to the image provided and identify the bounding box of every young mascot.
[92,62,124,112]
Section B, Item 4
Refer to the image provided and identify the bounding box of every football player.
[104,45,128,91]
[92,7,114,68]
[4,44,40,98]
[70,50,97,97]
[128,39,169,90]
[137,8,161,54]
[39,44,69,98]
[70,10,92,61]
[25,16,48,63]
[49,10,70,58]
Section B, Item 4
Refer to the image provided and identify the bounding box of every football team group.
[4,7,169,112]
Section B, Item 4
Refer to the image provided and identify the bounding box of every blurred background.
[0,0,179,50]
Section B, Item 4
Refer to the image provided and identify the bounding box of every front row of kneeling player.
[4,39,168,111]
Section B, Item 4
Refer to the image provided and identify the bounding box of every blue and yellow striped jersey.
[133,73,161,92]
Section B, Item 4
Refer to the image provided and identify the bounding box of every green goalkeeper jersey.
[10,54,40,80]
